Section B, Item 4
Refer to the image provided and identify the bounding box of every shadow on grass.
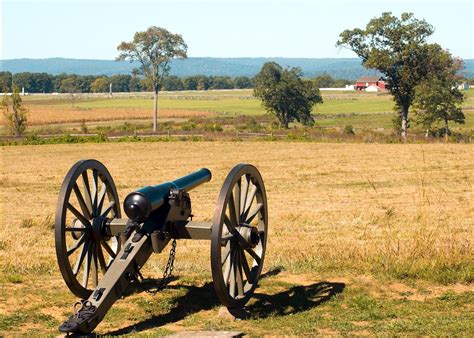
[248,281,345,318]
[106,268,344,335]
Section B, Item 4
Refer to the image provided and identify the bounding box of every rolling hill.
[1,57,473,79]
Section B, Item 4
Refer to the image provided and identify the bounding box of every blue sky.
[1,0,473,60]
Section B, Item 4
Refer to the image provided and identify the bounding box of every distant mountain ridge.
[1,57,474,79]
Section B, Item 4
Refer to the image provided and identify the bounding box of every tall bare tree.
[117,26,187,132]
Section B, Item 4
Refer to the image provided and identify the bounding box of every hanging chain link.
[147,238,177,294]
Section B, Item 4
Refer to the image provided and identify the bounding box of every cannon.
[54,159,268,334]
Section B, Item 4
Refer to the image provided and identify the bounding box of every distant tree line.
[0,71,362,94]
[312,74,353,88]
[0,72,256,94]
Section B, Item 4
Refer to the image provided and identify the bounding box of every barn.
[355,76,387,91]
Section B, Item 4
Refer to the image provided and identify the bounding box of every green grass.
[68,92,395,116]
[3,274,470,336]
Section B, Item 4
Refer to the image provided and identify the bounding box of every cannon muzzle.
[123,168,212,222]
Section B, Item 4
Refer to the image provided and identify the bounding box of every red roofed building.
[355,76,387,91]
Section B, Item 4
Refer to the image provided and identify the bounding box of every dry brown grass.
[1,142,472,284]
[0,106,213,125]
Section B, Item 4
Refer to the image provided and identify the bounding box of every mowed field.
[0,142,473,335]
[4,88,473,132]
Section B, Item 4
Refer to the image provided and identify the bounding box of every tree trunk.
[12,105,20,137]
[153,90,158,132]
[401,107,408,141]
[445,118,449,142]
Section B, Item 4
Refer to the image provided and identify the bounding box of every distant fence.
[0,130,287,142]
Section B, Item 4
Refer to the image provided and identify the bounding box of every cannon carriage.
[54,159,268,334]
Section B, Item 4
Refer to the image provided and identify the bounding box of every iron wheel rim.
[55,159,121,299]
[211,163,268,308]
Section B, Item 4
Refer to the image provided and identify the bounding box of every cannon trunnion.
[54,159,268,334]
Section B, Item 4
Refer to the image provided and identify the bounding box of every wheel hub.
[91,217,107,241]
[237,225,260,248]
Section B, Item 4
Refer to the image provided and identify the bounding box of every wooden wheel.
[55,159,121,299]
[211,164,268,308]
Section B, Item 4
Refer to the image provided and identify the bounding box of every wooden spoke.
[244,203,263,225]
[242,185,257,221]
[67,203,91,227]
[101,240,116,258]
[92,169,99,216]
[82,243,93,288]
[91,244,98,287]
[67,233,88,256]
[228,193,239,227]
[221,233,234,242]
[240,251,252,282]
[96,182,107,216]
[229,252,236,298]
[244,246,261,265]
[221,241,232,266]
[240,175,249,215]
[235,252,244,297]
[101,201,115,218]
[224,215,235,233]
[223,250,233,284]
[72,183,92,219]
[81,171,93,214]
[233,182,240,224]
[73,241,90,276]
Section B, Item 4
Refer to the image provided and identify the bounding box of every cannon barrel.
[123,168,212,222]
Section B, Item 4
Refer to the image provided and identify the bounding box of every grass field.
[4,89,471,133]
[1,142,472,335]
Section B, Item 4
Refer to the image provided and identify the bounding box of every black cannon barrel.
[123,168,212,222]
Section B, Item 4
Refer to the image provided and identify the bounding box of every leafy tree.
[414,78,465,140]
[183,76,198,90]
[234,76,253,89]
[117,26,187,131]
[161,76,184,91]
[31,73,53,93]
[60,76,78,106]
[333,79,352,88]
[337,12,450,140]
[209,76,233,90]
[254,62,323,128]
[60,76,78,93]
[1,86,28,136]
[75,75,94,93]
[110,74,131,92]
[12,73,33,93]
[91,77,109,93]
[313,74,334,88]
[0,72,12,92]
[129,75,143,92]
[53,73,68,92]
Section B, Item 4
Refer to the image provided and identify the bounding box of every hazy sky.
[1,0,473,60]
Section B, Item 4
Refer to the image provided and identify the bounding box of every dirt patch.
[274,272,317,286]
[318,328,339,335]
[351,329,372,335]
[363,278,473,301]
[352,321,369,327]
[40,306,66,322]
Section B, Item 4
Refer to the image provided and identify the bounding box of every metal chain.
[147,239,177,294]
